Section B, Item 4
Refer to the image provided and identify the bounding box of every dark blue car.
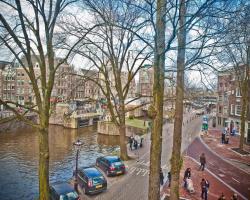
[96,155,126,176]
[75,167,107,195]
[50,182,79,200]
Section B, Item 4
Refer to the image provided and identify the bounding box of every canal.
[0,125,119,200]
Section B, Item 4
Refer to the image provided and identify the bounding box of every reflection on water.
[0,125,119,200]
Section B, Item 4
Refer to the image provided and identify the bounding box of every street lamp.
[73,139,83,191]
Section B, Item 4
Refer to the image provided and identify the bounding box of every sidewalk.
[202,128,250,172]
[160,156,240,200]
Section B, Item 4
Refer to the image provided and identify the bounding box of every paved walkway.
[187,137,250,200]
[202,129,250,172]
[161,156,238,200]
[78,111,201,200]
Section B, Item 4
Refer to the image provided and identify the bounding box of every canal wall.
[0,116,37,133]
[97,121,147,136]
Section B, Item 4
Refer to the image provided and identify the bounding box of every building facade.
[217,69,250,142]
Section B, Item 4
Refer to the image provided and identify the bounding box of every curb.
[186,154,248,200]
[199,136,250,175]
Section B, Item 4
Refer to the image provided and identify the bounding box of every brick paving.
[161,156,240,200]
[187,137,250,199]
[202,128,250,166]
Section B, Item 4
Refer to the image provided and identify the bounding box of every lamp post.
[73,139,83,191]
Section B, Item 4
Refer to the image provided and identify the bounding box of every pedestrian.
[140,136,144,148]
[128,136,133,150]
[199,153,206,171]
[218,193,226,200]
[225,133,230,144]
[167,172,171,187]
[183,168,191,188]
[231,193,238,200]
[133,139,138,150]
[200,178,209,200]
[160,168,164,185]
[221,131,225,144]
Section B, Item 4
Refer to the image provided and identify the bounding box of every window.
[236,88,241,97]
[230,104,234,115]
[223,106,228,115]
[224,93,228,102]
[235,105,241,116]
[219,83,223,88]
[218,106,222,114]
[218,95,223,102]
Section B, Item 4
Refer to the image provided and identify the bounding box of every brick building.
[217,68,250,142]
[0,61,16,113]
[138,64,154,103]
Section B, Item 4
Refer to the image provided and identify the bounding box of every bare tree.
[214,1,250,151]
[0,1,88,199]
[63,0,152,160]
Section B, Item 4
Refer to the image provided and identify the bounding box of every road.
[187,137,250,200]
[80,111,202,200]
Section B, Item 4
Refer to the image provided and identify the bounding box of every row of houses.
[216,66,250,143]
[0,58,156,114]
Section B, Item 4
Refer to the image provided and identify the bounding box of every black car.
[75,166,107,194]
[96,155,126,176]
[50,182,79,200]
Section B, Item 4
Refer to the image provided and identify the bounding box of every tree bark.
[148,0,166,199]
[118,123,129,160]
[170,0,186,199]
[239,45,250,150]
[39,126,50,200]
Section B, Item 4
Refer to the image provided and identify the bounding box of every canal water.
[0,125,119,200]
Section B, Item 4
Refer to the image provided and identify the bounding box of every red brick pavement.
[187,137,250,199]
[202,129,250,165]
[161,156,240,200]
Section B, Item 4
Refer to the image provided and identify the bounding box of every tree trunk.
[148,0,166,199]
[239,79,247,150]
[119,122,129,160]
[170,0,186,199]
[39,127,50,200]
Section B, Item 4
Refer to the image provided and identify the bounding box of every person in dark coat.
[133,139,138,150]
[199,153,206,171]
[200,178,209,200]
[167,172,171,187]
[183,168,191,188]
[160,168,164,185]
[128,136,133,150]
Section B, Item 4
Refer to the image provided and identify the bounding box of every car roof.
[81,167,102,177]
[50,182,75,195]
[103,155,120,162]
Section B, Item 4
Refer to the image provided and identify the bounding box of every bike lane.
[187,137,250,200]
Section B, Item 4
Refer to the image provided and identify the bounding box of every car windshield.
[109,157,121,163]
[59,192,78,200]
[92,176,105,185]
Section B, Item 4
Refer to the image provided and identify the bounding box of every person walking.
[200,178,209,200]
[167,172,171,187]
[199,153,206,171]
[128,136,133,151]
[183,168,191,188]
[160,168,164,186]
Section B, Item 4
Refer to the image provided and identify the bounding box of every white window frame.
[235,105,241,116]
[236,88,241,97]
[230,104,234,115]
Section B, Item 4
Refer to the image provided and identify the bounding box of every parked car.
[75,166,107,194]
[50,182,79,200]
[96,155,126,176]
